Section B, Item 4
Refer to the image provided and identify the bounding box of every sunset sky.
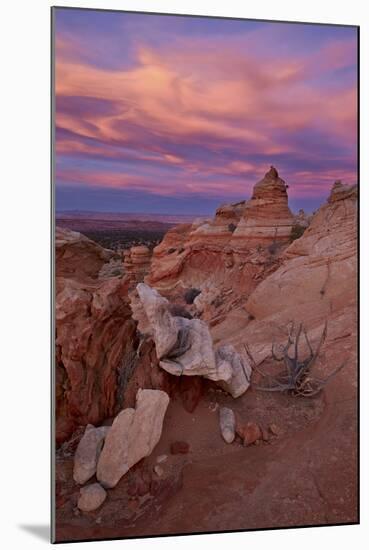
[54,8,358,215]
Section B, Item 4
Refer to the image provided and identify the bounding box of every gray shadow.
[18,525,50,543]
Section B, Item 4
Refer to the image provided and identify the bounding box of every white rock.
[215,344,252,398]
[131,284,250,398]
[77,483,107,512]
[73,424,110,485]
[97,389,169,488]
[219,407,236,444]
[154,465,164,477]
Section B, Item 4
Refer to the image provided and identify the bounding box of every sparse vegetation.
[184,287,201,304]
[245,321,345,397]
[289,224,306,243]
[228,223,237,233]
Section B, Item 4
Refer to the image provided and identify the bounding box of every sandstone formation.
[219,407,236,444]
[55,275,137,445]
[56,227,114,281]
[146,168,295,299]
[97,389,170,488]
[130,283,251,397]
[231,166,294,246]
[77,483,107,512]
[73,424,110,485]
[123,245,152,285]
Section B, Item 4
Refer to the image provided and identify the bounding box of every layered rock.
[130,283,251,397]
[123,245,152,285]
[146,167,294,295]
[96,389,170,488]
[55,275,137,445]
[55,226,113,281]
[209,179,357,397]
[230,167,294,247]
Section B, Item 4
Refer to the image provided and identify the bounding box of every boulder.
[73,424,110,485]
[219,407,236,444]
[77,483,107,512]
[97,389,169,488]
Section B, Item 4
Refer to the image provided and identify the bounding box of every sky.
[54,8,358,215]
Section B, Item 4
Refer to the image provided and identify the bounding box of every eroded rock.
[130,283,250,398]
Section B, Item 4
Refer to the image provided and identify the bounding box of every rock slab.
[97,389,170,488]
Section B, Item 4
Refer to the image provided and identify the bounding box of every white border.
[1,1,367,548]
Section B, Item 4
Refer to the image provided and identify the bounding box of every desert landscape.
[53,8,358,543]
[54,167,357,541]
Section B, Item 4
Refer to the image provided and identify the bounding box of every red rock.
[170,441,190,455]
[237,421,262,446]
[55,275,137,445]
[55,227,113,281]
[178,376,204,413]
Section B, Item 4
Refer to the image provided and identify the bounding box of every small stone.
[170,441,190,455]
[77,483,107,512]
[154,465,164,477]
[237,421,262,446]
[219,407,236,444]
[156,454,168,464]
[269,423,282,436]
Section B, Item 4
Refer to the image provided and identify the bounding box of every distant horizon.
[54,8,357,216]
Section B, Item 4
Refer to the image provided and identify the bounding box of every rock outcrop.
[123,246,152,285]
[146,168,294,298]
[55,275,137,445]
[56,227,114,281]
[130,283,251,397]
[97,389,170,488]
[73,424,110,485]
[231,166,294,246]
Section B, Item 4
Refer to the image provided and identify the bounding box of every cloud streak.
[54,9,358,214]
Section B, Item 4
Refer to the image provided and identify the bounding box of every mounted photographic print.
[51,6,359,543]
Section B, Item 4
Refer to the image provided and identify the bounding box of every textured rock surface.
[55,275,137,445]
[97,389,170,488]
[219,407,236,444]
[215,344,251,398]
[77,483,107,512]
[231,167,294,246]
[123,246,152,285]
[56,227,113,281]
[73,425,110,485]
[131,283,249,397]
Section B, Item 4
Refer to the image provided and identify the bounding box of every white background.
[0,0,367,548]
